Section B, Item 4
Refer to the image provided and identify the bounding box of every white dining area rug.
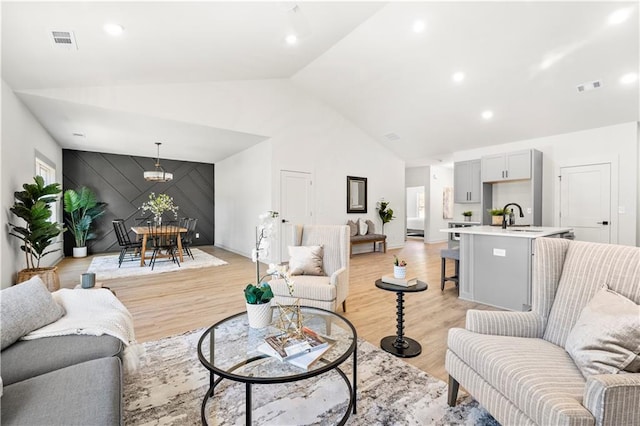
[86,248,227,281]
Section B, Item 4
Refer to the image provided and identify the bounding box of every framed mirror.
[347,176,367,213]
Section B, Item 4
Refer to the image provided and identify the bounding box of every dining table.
[131,225,188,267]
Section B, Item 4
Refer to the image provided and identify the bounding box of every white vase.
[246,302,273,329]
[394,265,407,279]
[73,246,87,258]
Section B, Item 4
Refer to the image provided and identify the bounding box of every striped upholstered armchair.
[270,224,350,312]
[446,237,640,426]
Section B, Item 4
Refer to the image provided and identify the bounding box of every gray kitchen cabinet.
[481,149,532,182]
[454,159,481,203]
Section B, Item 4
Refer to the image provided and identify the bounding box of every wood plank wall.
[62,149,214,255]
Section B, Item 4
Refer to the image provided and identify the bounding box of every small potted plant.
[489,208,506,226]
[393,255,407,279]
[462,211,473,221]
[244,282,274,328]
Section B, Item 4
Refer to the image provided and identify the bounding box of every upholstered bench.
[350,233,387,257]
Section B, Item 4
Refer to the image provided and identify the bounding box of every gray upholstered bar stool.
[440,247,460,291]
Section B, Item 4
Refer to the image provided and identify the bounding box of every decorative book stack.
[258,327,334,370]
[381,275,419,287]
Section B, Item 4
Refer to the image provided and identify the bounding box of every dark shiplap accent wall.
[62,149,214,255]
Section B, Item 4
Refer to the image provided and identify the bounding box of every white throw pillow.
[288,245,325,276]
[358,219,368,236]
[565,287,640,377]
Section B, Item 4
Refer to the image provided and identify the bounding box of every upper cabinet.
[481,150,532,182]
[454,159,481,203]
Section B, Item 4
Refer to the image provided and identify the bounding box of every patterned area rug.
[124,328,500,425]
[86,248,227,280]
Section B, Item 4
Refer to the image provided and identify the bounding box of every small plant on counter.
[462,211,473,217]
[393,255,407,267]
[488,208,507,216]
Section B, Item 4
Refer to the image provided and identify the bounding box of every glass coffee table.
[197,306,357,425]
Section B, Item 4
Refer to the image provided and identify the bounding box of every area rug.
[86,248,227,281]
[124,328,500,426]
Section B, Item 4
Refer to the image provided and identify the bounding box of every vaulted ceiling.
[2,1,638,166]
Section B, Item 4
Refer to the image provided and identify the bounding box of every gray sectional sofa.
[1,277,124,425]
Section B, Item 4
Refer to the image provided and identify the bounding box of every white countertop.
[440,225,573,238]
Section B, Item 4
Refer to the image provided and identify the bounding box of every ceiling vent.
[576,80,602,93]
[384,132,401,142]
[50,30,78,49]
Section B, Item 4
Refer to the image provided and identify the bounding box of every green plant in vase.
[63,186,107,257]
[8,176,64,290]
[377,199,395,234]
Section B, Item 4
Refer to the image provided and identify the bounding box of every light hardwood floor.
[56,237,494,382]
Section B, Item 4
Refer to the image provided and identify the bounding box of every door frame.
[556,156,618,244]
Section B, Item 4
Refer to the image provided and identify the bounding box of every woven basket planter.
[16,267,60,292]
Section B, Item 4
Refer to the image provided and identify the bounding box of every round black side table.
[375,279,428,358]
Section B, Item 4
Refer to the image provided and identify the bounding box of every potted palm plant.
[9,176,64,290]
[63,186,107,257]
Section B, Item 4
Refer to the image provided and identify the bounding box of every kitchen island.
[441,226,573,311]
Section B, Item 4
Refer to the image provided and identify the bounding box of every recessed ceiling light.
[608,8,631,25]
[452,72,465,83]
[104,23,124,36]
[412,20,426,33]
[619,72,638,85]
[481,110,494,120]
[285,34,298,45]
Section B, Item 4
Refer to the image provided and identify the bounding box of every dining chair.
[112,219,143,267]
[180,217,198,260]
[147,221,181,270]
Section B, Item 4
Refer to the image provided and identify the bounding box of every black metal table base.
[380,335,422,358]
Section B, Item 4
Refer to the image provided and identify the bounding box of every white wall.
[216,81,406,259]
[1,80,63,288]
[453,122,638,246]
[214,141,273,259]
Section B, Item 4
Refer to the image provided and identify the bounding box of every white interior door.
[560,163,611,243]
[280,170,313,261]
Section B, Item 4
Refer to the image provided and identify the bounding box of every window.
[35,156,59,223]
[417,192,425,219]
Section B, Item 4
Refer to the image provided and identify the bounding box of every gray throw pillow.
[288,245,325,276]
[0,276,65,350]
[565,287,640,377]
[347,220,358,237]
[366,219,376,234]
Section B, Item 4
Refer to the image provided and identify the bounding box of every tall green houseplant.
[63,186,107,256]
[9,176,63,270]
[377,200,395,234]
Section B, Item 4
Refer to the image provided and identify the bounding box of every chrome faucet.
[502,203,525,229]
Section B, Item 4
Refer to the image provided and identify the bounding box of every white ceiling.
[2,1,638,166]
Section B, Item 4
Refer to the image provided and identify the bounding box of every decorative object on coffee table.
[375,278,428,358]
[244,282,274,329]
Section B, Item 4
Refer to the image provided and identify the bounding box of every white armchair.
[270,224,350,312]
[446,237,640,426]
